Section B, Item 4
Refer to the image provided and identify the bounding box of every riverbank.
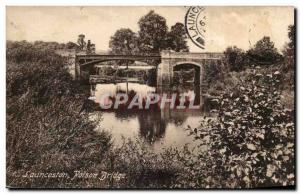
[6,41,112,188]
[6,41,294,188]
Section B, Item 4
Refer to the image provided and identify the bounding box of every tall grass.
[6,41,112,188]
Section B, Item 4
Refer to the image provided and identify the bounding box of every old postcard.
[6,6,295,189]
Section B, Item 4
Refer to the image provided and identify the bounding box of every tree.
[247,36,282,65]
[109,28,139,66]
[87,40,96,54]
[109,11,189,55]
[77,34,86,50]
[138,10,168,53]
[108,11,189,67]
[280,25,295,89]
[224,46,245,72]
[282,25,295,59]
[166,23,189,52]
[288,25,295,52]
[65,41,79,50]
[109,28,139,55]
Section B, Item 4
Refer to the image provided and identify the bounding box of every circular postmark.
[185,6,206,49]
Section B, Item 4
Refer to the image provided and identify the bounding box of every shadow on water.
[89,82,214,150]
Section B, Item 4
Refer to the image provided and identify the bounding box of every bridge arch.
[172,61,203,85]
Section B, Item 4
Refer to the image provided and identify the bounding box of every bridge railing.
[76,51,224,60]
[76,51,224,70]
[161,51,224,59]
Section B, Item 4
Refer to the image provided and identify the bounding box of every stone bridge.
[75,51,224,85]
[157,51,224,86]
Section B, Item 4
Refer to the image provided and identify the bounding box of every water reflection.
[91,82,208,150]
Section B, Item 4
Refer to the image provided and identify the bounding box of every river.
[90,82,212,151]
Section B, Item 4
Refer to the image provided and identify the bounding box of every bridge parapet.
[76,54,161,62]
[161,50,224,60]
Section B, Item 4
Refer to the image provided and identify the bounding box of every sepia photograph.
[6,6,295,189]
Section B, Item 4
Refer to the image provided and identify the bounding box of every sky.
[6,6,294,52]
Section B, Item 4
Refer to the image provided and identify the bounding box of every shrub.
[6,41,112,188]
[224,46,246,72]
[187,69,295,188]
[247,36,283,66]
[109,138,180,188]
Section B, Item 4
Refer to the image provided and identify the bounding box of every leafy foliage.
[165,23,189,52]
[109,11,189,61]
[186,69,295,188]
[6,41,112,188]
[109,28,139,65]
[138,10,168,53]
[280,25,295,91]
[224,46,246,72]
[109,139,180,188]
[247,36,282,66]
[65,41,79,50]
[287,25,295,52]
[77,34,86,50]
[109,28,139,55]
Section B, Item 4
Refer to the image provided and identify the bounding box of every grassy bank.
[6,41,112,188]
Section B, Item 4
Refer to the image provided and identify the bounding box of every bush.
[187,69,295,188]
[108,139,180,188]
[247,36,283,66]
[204,60,227,86]
[224,46,246,72]
[206,70,242,96]
[6,41,112,188]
